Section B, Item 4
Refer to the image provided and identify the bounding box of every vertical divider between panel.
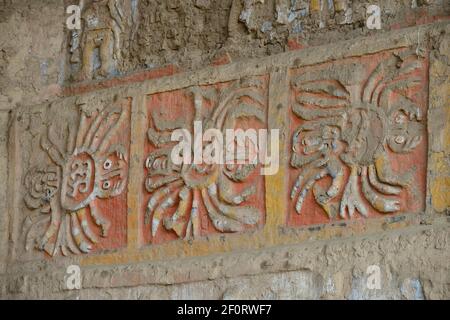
[264,67,290,241]
[127,94,148,250]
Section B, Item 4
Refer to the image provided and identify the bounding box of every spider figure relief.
[144,79,267,242]
[290,50,427,219]
[23,101,130,256]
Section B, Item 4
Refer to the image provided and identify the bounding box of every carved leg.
[217,174,255,205]
[368,165,401,195]
[51,211,67,256]
[291,152,322,169]
[98,31,113,78]
[164,187,190,237]
[295,168,328,214]
[291,156,329,199]
[145,175,182,193]
[76,208,98,244]
[24,215,49,252]
[65,215,81,255]
[151,191,179,237]
[41,230,60,254]
[78,38,96,81]
[89,110,122,153]
[208,183,259,225]
[340,166,368,218]
[201,188,243,233]
[70,212,92,253]
[82,111,106,149]
[111,24,122,61]
[39,200,62,253]
[89,203,111,237]
[40,131,65,167]
[374,155,407,187]
[145,180,183,224]
[314,158,345,206]
[361,167,400,213]
[147,127,175,147]
[292,103,346,121]
[188,195,201,239]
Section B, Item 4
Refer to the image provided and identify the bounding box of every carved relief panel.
[20,96,131,257]
[11,29,435,263]
[142,77,269,245]
[288,49,428,227]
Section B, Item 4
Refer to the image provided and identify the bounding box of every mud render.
[0,1,449,299]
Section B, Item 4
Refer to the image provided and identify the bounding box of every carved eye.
[103,159,113,170]
[102,180,111,190]
[394,136,406,144]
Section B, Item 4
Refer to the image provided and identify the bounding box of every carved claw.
[340,166,368,218]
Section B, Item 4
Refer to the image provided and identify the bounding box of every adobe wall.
[0,0,448,299]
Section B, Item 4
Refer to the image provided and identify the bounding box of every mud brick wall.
[0,1,449,299]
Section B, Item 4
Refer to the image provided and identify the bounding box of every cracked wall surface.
[0,0,449,300]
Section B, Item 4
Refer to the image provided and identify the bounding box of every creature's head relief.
[386,103,424,153]
[386,122,423,154]
[96,146,128,199]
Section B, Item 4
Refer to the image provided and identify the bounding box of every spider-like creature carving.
[290,50,426,218]
[23,103,129,256]
[145,79,266,239]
